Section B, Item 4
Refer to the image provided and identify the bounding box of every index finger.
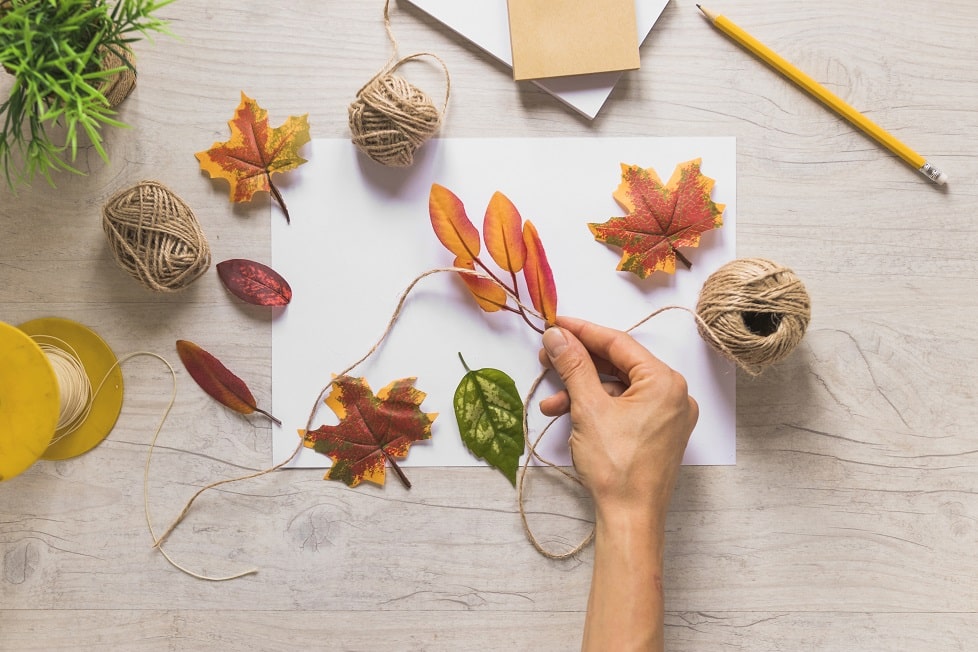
[555,316,671,384]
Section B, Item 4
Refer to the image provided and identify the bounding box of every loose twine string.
[28,336,245,580]
[150,259,809,576]
[348,0,451,167]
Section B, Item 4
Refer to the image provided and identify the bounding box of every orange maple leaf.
[301,376,437,488]
[196,92,310,223]
[589,158,725,278]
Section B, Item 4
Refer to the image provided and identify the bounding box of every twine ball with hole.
[695,258,811,375]
[348,72,443,167]
[102,181,211,293]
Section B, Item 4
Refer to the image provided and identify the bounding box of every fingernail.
[542,327,568,358]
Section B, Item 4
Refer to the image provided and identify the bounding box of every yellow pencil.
[698,5,947,186]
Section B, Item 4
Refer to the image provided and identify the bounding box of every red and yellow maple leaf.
[589,158,725,278]
[196,92,310,223]
[301,376,437,488]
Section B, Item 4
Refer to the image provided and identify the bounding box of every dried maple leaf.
[589,158,725,278]
[196,92,310,223]
[301,376,437,488]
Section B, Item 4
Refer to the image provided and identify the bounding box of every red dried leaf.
[589,158,725,278]
[483,191,526,273]
[302,376,437,488]
[176,340,280,424]
[217,258,292,306]
[429,183,481,262]
[522,220,557,326]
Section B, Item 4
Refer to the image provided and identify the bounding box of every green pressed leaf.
[453,354,524,485]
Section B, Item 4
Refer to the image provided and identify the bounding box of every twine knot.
[102,181,211,293]
[695,257,811,375]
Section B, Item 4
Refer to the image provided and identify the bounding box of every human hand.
[538,317,698,523]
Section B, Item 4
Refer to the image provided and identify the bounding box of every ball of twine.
[349,64,444,167]
[695,258,811,376]
[98,46,136,108]
[102,181,211,293]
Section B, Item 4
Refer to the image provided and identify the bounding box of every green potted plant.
[0,0,174,187]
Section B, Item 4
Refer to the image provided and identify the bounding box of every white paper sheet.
[272,137,737,470]
[402,0,670,119]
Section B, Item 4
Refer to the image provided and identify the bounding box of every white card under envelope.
[272,137,737,471]
[403,0,670,119]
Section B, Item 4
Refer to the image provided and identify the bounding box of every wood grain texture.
[2,0,977,648]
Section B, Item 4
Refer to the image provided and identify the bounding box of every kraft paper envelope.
[507,0,640,80]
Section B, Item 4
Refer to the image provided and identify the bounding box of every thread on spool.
[348,0,450,167]
[32,335,93,442]
[102,180,211,293]
[695,257,811,375]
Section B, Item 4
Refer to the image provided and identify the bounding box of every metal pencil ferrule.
[919,162,946,184]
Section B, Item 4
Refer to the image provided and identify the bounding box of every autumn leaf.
[589,158,725,278]
[454,354,524,486]
[217,258,292,306]
[522,220,557,326]
[302,376,437,488]
[196,92,310,223]
[429,183,480,262]
[176,340,280,424]
[483,191,526,273]
[454,256,507,312]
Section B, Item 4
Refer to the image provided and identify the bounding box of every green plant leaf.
[453,354,524,485]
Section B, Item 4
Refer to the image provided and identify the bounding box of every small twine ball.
[348,73,442,167]
[102,181,211,293]
[695,258,811,376]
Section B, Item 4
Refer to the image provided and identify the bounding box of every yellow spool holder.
[17,317,124,461]
[0,321,59,482]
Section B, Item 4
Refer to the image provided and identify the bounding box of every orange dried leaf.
[589,158,725,278]
[522,220,557,326]
[175,340,280,425]
[196,92,310,223]
[454,256,508,313]
[483,191,526,273]
[429,183,481,262]
[302,376,437,488]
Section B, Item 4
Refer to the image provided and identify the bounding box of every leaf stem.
[267,173,290,223]
[254,407,282,426]
[674,247,692,269]
[457,352,471,373]
[383,451,412,489]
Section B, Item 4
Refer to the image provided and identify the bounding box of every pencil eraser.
[936,171,948,186]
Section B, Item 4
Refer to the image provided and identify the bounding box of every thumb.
[542,327,603,401]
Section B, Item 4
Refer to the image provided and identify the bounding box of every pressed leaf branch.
[429,183,558,331]
[176,339,280,425]
[589,158,725,278]
[196,92,310,223]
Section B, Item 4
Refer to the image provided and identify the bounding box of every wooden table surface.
[2,1,977,649]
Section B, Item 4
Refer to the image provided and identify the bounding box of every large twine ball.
[695,258,811,375]
[101,181,211,293]
[348,73,442,167]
